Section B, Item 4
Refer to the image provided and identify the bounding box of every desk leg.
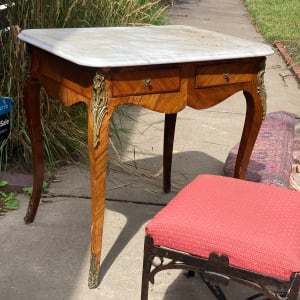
[234,89,264,179]
[23,77,44,224]
[87,71,111,288]
[234,59,266,179]
[163,113,177,193]
[87,112,110,288]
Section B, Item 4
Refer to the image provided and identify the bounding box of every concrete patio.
[1,0,300,299]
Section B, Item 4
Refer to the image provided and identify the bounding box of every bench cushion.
[146,174,300,280]
[223,111,295,188]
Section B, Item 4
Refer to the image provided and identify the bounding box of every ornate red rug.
[224,111,296,189]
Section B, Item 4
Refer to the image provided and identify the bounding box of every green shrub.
[0,180,19,215]
[0,0,167,172]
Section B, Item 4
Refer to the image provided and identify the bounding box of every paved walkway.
[1,0,300,299]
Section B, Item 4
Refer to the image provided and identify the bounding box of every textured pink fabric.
[146,175,300,280]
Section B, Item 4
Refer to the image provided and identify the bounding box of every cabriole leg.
[163,113,177,193]
[23,76,44,224]
[87,71,110,288]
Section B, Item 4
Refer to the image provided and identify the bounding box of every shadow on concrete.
[0,151,223,300]
[0,195,91,300]
[99,150,224,282]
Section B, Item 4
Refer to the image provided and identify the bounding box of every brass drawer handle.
[223,72,230,81]
[144,78,152,86]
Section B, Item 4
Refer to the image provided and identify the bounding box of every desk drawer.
[195,62,254,88]
[111,68,180,97]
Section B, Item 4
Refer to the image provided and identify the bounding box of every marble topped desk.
[18,25,273,288]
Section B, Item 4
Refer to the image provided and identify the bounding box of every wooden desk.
[18,25,273,288]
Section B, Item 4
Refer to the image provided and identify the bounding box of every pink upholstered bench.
[141,174,300,299]
[224,111,295,188]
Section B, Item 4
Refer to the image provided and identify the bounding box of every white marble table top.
[18,25,274,68]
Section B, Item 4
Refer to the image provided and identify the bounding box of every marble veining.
[18,25,274,67]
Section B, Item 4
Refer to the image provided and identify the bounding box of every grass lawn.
[243,0,300,65]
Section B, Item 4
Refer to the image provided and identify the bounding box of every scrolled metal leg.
[245,294,267,300]
[141,236,154,300]
[201,277,227,300]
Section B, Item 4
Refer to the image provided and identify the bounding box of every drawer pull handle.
[223,72,230,81]
[144,78,152,87]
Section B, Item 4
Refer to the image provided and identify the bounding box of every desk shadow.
[0,194,92,300]
[98,150,224,284]
[106,149,225,205]
[0,151,223,300]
